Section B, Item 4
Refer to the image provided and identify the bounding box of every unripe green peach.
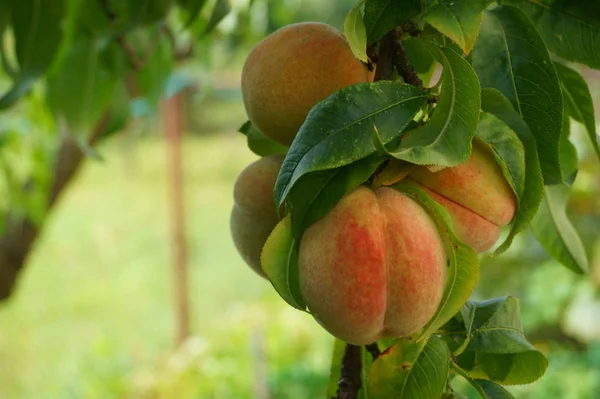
[231,155,284,277]
[241,22,372,146]
[298,186,447,345]
[406,140,517,253]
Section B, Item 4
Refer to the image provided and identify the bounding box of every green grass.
[0,133,332,399]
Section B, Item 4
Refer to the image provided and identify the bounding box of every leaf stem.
[449,361,487,399]
[0,33,17,79]
[97,0,165,71]
[452,334,471,357]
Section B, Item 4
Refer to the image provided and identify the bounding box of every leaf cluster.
[244,1,600,397]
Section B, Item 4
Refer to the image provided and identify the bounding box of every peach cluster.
[231,22,517,345]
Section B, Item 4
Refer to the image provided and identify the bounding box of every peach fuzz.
[230,155,284,277]
[298,186,447,345]
[406,141,516,252]
[241,22,372,146]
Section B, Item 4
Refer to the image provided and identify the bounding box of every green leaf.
[471,6,564,185]
[476,114,526,200]
[0,1,9,34]
[477,352,547,386]
[502,0,600,70]
[326,339,346,398]
[554,61,600,161]
[402,37,436,73]
[531,184,589,274]
[239,121,288,157]
[392,183,479,339]
[106,0,174,31]
[0,0,65,109]
[261,214,306,311]
[559,108,578,186]
[422,0,494,54]
[467,297,535,353]
[177,0,208,27]
[359,346,375,399]
[98,82,131,141]
[480,89,544,254]
[289,155,384,237]
[137,33,173,105]
[203,0,230,35]
[363,0,422,44]
[474,379,515,398]
[369,336,449,398]
[344,3,369,63]
[385,46,481,167]
[451,297,549,385]
[450,362,516,399]
[274,81,427,208]
[46,37,118,134]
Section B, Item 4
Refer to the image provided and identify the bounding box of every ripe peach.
[406,140,516,253]
[298,186,447,345]
[231,155,284,277]
[241,22,372,146]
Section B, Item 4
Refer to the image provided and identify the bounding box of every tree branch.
[365,342,381,360]
[0,112,111,300]
[336,344,362,399]
[374,30,396,82]
[97,0,165,71]
[374,28,425,91]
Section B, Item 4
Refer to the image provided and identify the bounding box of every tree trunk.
[0,112,111,300]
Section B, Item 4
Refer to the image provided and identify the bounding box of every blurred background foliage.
[0,0,599,398]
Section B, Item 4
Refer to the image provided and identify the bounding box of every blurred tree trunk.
[161,91,191,346]
[0,112,111,300]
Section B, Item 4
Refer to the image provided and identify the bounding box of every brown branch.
[392,39,425,91]
[0,112,111,300]
[336,344,362,399]
[374,30,396,82]
[374,28,425,92]
[365,342,381,360]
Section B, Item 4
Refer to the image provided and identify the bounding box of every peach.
[241,22,372,146]
[231,155,284,277]
[298,186,447,345]
[406,140,516,253]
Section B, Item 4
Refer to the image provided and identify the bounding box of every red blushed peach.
[407,140,517,252]
[298,186,447,345]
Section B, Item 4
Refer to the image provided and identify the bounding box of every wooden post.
[162,92,190,346]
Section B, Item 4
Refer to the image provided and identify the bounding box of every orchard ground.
[0,131,599,399]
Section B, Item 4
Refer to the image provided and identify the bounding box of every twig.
[365,342,381,360]
[392,39,425,91]
[336,344,362,399]
[97,0,164,71]
[374,28,425,91]
[374,30,396,81]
